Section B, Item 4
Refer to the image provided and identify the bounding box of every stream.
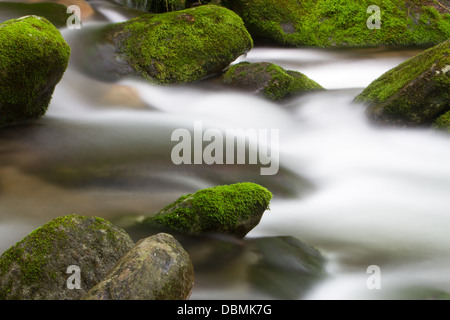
[1,0,450,300]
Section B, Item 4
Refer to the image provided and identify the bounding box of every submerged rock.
[0,16,70,127]
[83,233,194,300]
[82,5,252,83]
[355,39,449,127]
[222,0,450,47]
[164,234,326,299]
[143,182,272,238]
[0,215,134,300]
[221,62,324,101]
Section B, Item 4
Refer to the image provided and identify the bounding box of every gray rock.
[83,233,194,300]
[0,215,135,300]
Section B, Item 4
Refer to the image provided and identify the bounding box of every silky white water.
[1,2,449,300]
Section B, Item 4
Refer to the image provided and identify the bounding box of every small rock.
[355,38,449,127]
[143,182,273,238]
[221,61,324,101]
[0,215,135,300]
[0,16,70,127]
[83,233,194,300]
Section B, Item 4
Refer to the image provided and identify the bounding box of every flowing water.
[1,1,450,300]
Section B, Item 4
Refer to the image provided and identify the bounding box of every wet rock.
[355,39,449,127]
[0,215,135,300]
[81,5,253,84]
[221,0,450,47]
[83,233,194,300]
[246,236,325,299]
[0,16,70,127]
[143,182,272,238]
[221,62,324,101]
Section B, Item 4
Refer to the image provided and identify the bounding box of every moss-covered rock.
[355,39,449,127]
[0,2,71,27]
[102,5,252,84]
[83,233,194,300]
[0,215,135,300]
[115,0,186,13]
[221,0,450,47]
[433,111,450,133]
[143,182,272,238]
[221,61,324,101]
[0,16,70,127]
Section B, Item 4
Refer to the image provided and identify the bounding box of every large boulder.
[143,183,273,238]
[79,5,253,83]
[83,233,194,300]
[355,39,449,127]
[0,215,135,300]
[221,61,324,101]
[0,16,70,127]
[221,0,450,47]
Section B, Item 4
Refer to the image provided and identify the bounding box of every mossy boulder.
[0,215,135,300]
[0,16,70,127]
[99,5,252,84]
[143,182,273,238]
[433,111,450,133]
[83,233,194,300]
[355,39,450,127]
[115,0,186,13]
[221,0,450,47]
[221,61,324,101]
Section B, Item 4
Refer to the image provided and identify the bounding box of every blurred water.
[1,1,450,300]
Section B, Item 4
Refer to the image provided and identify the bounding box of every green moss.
[0,215,124,299]
[355,38,449,126]
[147,182,272,235]
[0,215,77,298]
[433,111,450,133]
[222,62,323,100]
[0,16,70,127]
[222,0,450,47]
[110,5,253,84]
